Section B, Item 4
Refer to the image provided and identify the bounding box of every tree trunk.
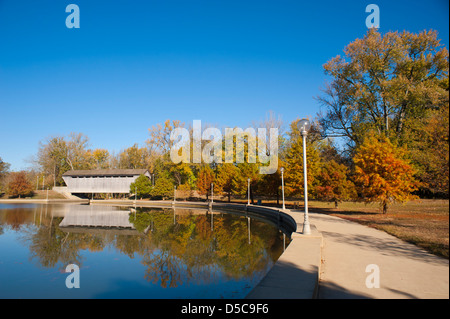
[382,202,388,214]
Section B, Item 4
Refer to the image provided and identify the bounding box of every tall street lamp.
[298,118,311,235]
[280,167,285,210]
[247,178,251,205]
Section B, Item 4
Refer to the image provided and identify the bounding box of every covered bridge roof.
[63,169,149,177]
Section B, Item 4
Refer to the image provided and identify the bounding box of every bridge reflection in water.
[58,205,137,235]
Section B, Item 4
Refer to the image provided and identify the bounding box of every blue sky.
[0,0,448,170]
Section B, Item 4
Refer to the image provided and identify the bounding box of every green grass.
[307,199,449,258]
[0,190,66,200]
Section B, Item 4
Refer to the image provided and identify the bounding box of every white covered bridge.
[62,169,150,195]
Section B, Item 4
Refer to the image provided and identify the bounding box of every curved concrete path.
[305,210,449,299]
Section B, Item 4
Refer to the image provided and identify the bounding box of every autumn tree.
[146,119,197,188]
[147,119,184,155]
[36,136,71,186]
[283,119,322,198]
[231,162,260,204]
[36,133,92,186]
[214,163,237,202]
[65,133,91,170]
[317,29,449,196]
[318,29,448,146]
[7,171,34,198]
[118,144,149,169]
[403,85,449,196]
[91,149,111,169]
[259,169,282,205]
[316,160,357,208]
[196,165,214,200]
[353,133,419,214]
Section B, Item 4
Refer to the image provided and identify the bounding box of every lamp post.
[280,167,285,210]
[298,118,311,235]
[247,178,251,205]
[211,183,214,203]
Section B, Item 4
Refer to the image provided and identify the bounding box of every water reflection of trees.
[1,205,287,289]
[130,208,285,288]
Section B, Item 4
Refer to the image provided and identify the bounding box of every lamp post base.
[303,211,311,235]
[303,222,311,235]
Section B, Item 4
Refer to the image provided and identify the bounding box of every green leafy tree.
[151,173,174,199]
[0,157,10,193]
[130,174,152,199]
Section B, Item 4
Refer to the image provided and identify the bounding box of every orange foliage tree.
[353,134,419,213]
[7,171,34,198]
[196,165,214,200]
[316,160,357,208]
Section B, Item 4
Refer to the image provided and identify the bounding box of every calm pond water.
[0,203,290,299]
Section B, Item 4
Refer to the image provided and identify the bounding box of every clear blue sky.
[0,0,448,171]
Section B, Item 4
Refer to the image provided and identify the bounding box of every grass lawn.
[308,199,449,259]
[0,190,66,200]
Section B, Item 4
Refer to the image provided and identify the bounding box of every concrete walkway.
[246,208,323,299]
[304,210,449,299]
[246,225,322,299]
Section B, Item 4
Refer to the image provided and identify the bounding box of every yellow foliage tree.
[284,120,322,197]
[353,133,419,214]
